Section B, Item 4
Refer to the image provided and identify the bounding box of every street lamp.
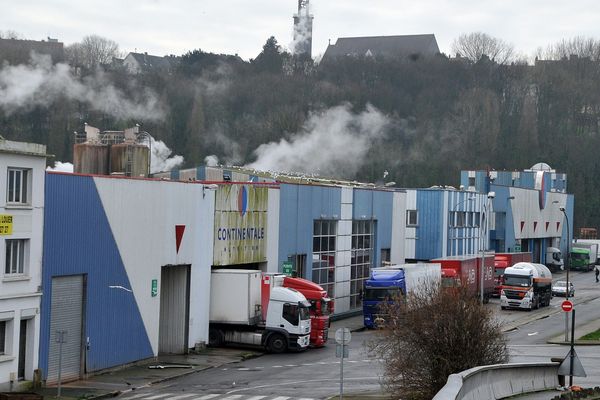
[555,203,571,342]
[450,197,474,256]
[480,192,495,303]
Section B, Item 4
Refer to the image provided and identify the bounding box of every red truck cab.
[283,277,333,347]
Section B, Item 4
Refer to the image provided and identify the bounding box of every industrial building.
[0,139,49,390]
[460,164,573,265]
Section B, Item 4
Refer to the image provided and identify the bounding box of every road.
[118,269,600,400]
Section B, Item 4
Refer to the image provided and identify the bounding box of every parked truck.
[494,252,533,296]
[433,254,495,302]
[281,276,332,347]
[209,269,311,353]
[362,263,441,329]
[545,247,564,272]
[500,262,552,310]
[571,240,600,271]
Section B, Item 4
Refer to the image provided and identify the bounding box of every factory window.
[466,212,473,227]
[380,248,391,266]
[0,320,5,355]
[292,254,306,278]
[406,210,418,226]
[351,220,374,309]
[468,177,475,187]
[5,239,27,275]
[473,212,480,228]
[6,168,31,205]
[456,212,466,228]
[312,220,336,298]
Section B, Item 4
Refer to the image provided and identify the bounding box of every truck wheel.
[501,306,506,310]
[267,334,287,354]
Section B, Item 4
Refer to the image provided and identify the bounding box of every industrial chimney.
[293,0,314,58]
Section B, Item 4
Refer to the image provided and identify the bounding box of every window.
[312,220,336,298]
[5,239,27,275]
[456,212,466,227]
[7,168,30,204]
[473,212,480,228]
[293,254,306,278]
[380,248,391,266]
[466,212,473,227]
[468,177,475,187]
[406,210,418,226]
[0,320,5,355]
[282,303,299,326]
[351,220,375,309]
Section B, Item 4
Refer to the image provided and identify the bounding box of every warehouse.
[39,173,215,382]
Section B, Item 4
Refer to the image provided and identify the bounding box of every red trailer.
[432,254,495,302]
[493,252,532,297]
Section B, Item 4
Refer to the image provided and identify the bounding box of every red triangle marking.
[546,221,550,231]
[520,221,525,232]
[175,225,186,253]
[533,221,538,231]
[556,221,561,232]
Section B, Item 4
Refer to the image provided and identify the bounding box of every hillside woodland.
[1,34,600,229]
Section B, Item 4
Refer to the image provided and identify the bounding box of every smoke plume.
[290,7,312,55]
[0,53,164,120]
[246,103,391,178]
[204,155,219,167]
[46,161,74,173]
[151,138,184,173]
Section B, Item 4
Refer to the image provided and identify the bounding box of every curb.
[546,340,600,346]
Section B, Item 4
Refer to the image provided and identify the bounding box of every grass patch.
[580,328,600,340]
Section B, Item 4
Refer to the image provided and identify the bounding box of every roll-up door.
[47,275,85,383]
[158,265,190,354]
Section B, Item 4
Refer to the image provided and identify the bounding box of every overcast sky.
[2,0,600,61]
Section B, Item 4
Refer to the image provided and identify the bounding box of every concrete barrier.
[433,362,559,400]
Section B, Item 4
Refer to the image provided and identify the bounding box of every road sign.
[335,328,351,344]
[558,348,587,377]
[561,300,573,312]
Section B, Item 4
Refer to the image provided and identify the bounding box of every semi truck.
[571,241,599,271]
[432,254,495,302]
[493,252,532,296]
[209,269,311,353]
[362,263,441,329]
[545,247,564,272]
[500,262,552,310]
[281,276,332,347]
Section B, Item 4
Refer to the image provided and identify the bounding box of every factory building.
[0,139,49,390]
[460,163,573,265]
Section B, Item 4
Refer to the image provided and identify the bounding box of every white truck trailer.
[500,262,552,311]
[209,269,311,353]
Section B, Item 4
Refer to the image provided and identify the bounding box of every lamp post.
[559,205,571,342]
[450,197,474,256]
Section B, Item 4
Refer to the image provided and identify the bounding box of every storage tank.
[73,143,110,174]
[109,143,150,177]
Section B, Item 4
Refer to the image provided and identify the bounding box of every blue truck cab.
[362,268,406,329]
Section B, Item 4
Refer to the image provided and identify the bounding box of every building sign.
[151,279,158,297]
[282,261,293,276]
[213,185,268,265]
[0,215,13,235]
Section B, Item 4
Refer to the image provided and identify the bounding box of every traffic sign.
[335,328,351,344]
[561,300,573,312]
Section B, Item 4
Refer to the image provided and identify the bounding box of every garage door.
[158,265,190,354]
[47,275,84,383]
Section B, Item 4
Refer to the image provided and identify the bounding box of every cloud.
[245,103,391,178]
[150,137,184,173]
[0,53,165,120]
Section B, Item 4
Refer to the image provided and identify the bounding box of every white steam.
[0,53,164,120]
[204,155,219,167]
[46,161,74,173]
[246,103,391,178]
[151,138,184,173]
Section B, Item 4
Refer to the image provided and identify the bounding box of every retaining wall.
[433,362,559,400]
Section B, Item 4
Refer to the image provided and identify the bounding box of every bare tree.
[452,32,515,64]
[65,35,122,69]
[370,282,508,400]
[0,30,24,40]
[537,36,600,61]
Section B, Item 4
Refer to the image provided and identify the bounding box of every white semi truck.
[545,247,564,272]
[500,262,552,311]
[209,269,311,353]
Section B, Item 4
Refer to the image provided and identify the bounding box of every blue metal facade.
[461,170,568,193]
[415,190,444,260]
[40,174,153,377]
[277,184,342,280]
[352,188,394,267]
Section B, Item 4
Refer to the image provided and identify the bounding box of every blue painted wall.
[40,174,153,377]
[352,189,393,267]
[415,190,444,260]
[278,184,342,280]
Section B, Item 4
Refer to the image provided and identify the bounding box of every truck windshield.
[320,299,331,315]
[299,305,310,320]
[503,275,531,287]
[364,287,402,301]
[571,252,587,261]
